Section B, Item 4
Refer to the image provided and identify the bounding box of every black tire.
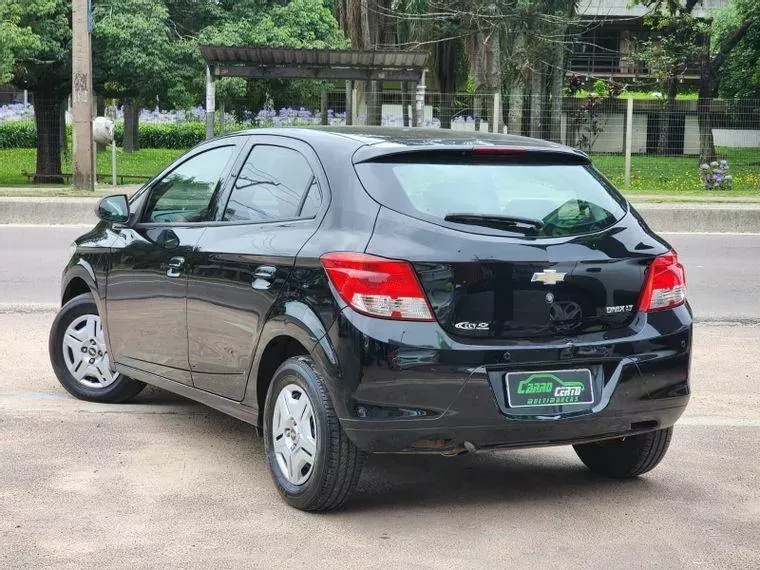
[573,427,673,478]
[49,292,145,403]
[263,356,366,511]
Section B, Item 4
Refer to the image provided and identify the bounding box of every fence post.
[351,87,358,125]
[320,89,328,126]
[205,65,215,140]
[414,70,426,127]
[111,139,117,187]
[624,97,633,192]
[493,92,501,133]
[345,81,353,126]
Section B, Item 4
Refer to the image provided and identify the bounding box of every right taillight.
[638,250,686,312]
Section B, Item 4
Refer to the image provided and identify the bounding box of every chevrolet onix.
[49,127,691,511]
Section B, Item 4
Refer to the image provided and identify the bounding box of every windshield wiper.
[444,213,544,231]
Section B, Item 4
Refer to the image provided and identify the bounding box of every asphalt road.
[1,225,759,321]
[1,225,759,567]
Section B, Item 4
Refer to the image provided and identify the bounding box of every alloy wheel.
[61,314,119,389]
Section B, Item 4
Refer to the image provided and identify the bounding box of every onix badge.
[531,269,566,285]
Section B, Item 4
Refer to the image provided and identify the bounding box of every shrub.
[0,120,37,148]
[113,121,206,149]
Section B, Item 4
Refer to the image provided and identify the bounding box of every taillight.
[320,252,434,321]
[638,250,686,312]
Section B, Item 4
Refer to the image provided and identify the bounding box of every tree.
[200,0,349,119]
[0,3,40,84]
[714,1,760,98]
[93,0,199,152]
[4,0,71,182]
[638,0,758,162]
[631,11,706,154]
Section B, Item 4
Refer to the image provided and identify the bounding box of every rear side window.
[223,145,321,222]
[355,158,627,237]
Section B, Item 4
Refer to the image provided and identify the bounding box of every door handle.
[166,256,185,278]
[252,265,276,290]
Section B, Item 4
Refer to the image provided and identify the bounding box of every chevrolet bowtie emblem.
[531,269,566,285]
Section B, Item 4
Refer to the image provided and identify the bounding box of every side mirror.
[96,194,130,224]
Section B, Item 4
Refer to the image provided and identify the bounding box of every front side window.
[142,146,236,223]
[223,145,320,222]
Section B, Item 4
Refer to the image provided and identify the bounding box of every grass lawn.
[591,147,760,195]
[0,147,185,186]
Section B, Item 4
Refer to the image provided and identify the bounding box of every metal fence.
[214,93,759,193]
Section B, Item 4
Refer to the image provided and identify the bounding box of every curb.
[0,197,98,226]
[633,203,760,233]
[3,197,760,233]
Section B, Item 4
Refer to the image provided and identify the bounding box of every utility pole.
[72,0,94,190]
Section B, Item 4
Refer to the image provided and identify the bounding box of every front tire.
[263,356,365,511]
[49,292,145,403]
[573,427,673,478]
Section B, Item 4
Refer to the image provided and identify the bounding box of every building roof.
[577,0,727,18]
[199,45,429,82]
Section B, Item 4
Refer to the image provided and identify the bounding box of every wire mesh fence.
[1,89,758,192]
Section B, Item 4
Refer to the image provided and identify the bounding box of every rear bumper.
[319,304,692,453]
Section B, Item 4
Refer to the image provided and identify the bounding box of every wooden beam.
[215,65,422,82]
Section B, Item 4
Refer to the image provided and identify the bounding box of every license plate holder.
[505,369,594,408]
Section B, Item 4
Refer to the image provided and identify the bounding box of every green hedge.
[0,120,37,148]
[113,122,206,149]
[0,120,206,149]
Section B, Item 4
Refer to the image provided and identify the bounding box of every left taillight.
[638,250,686,312]
[320,252,434,321]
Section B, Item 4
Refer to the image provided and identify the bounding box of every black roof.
[222,126,586,161]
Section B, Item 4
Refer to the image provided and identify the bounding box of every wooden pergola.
[199,45,429,138]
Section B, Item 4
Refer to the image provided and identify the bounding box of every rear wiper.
[444,213,544,231]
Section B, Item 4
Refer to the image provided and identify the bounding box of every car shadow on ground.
[132,385,661,513]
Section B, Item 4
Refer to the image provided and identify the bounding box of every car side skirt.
[116,363,259,426]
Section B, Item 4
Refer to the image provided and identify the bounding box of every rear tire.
[263,356,365,511]
[573,427,673,478]
[49,292,145,403]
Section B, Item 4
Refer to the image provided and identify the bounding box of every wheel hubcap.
[62,314,119,389]
[271,384,317,486]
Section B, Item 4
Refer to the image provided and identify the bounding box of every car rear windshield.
[355,157,627,237]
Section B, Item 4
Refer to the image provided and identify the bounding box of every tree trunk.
[507,31,526,135]
[698,50,717,163]
[530,62,544,139]
[123,100,140,153]
[657,78,678,155]
[33,91,64,183]
[550,43,565,143]
[59,98,68,157]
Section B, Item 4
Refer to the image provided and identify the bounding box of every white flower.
[652,92,663,98]
[700,163,710,170]
[710,161,719,167]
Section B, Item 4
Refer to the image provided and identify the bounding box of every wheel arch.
[243,300,340,425]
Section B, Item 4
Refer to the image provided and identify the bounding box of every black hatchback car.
[50,127,691,511]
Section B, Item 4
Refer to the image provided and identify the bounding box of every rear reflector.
[320,252,434,321]
[638,251,686,312]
